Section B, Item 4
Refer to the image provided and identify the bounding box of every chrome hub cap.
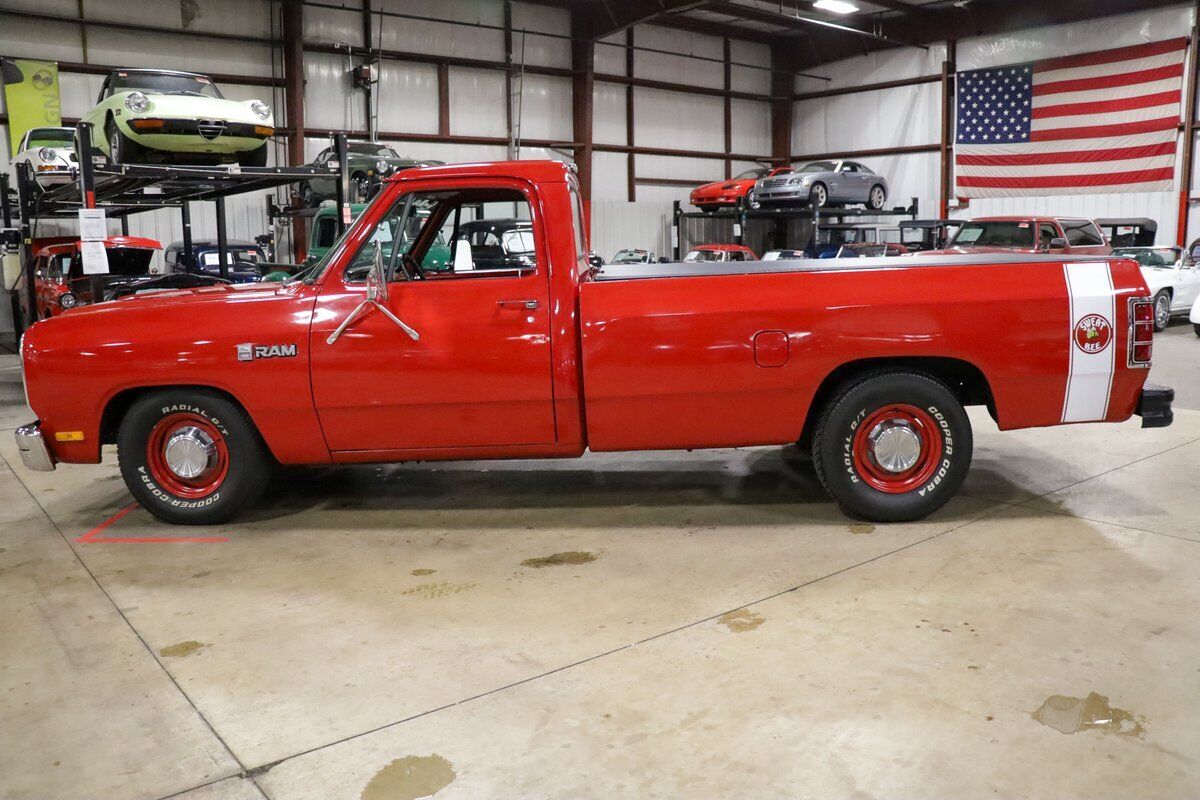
[867,420,922,473]
[163,426,217,480]
[871,187,884,207]
[1156,297,1169,327]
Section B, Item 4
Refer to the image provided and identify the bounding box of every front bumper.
[753,186,807,204]
[1135,383,1174,428]
[15,422,55,471]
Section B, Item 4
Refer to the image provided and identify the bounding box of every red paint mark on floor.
[74,503,229,544]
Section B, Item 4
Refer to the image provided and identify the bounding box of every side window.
[1062,220,1104,246]
[1039,223,1059,245]
[313,217,338,249]
[344,187,538,282]
[839,163,856,173]
[729,251,744,262]
[568,182,586,260]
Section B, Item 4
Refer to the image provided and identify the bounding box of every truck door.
[309,181,557,453]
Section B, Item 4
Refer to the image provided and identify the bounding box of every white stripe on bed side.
[1062,261,1117,423]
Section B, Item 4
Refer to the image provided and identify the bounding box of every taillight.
[1128,297,1154,368]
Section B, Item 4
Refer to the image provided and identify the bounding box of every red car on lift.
[682,243,759,262]
[15,236,163,321]
[690,166,792,213]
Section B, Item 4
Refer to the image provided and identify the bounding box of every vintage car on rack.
[682,244,758,262]
[8,127,77,189]
[14,160,1173,527]
[82,68,274,166]
[928,216,1111,256]
[899,219,962,253]
[301,142,443,205]
[164,239,266,284]
[1111,245,1200,331]
[610,248,656,264]
[749,160,889,210]
[690,166,792,212]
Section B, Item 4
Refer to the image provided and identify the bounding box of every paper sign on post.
[81,239,110,274]
[78,208,107,241]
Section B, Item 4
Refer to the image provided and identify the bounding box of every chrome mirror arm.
[326,298,420,345]
[374,301,420,340]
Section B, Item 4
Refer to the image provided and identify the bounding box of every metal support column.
[0,174,12,228]
[335,132,350,236]
[215,196,230,280]
[283,0,308,263]
[76,122,97,210]
[939,40,957,219]
[672,200,681,261]
[181,201,193,270]
[1178,10,1199,246]
[16,163,35,329]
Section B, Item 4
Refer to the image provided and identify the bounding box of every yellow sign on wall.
[2,59,62,154]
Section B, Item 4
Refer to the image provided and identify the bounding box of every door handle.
[498,299,539,310]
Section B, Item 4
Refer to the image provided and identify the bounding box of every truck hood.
[60,280,293,317]
[121,92,272,126]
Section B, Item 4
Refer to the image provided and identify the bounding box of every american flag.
[954,38,1189,198]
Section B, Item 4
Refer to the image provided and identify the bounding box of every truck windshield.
[950,222,1035,248]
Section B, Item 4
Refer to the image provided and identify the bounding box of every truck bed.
[592,253,1121,281]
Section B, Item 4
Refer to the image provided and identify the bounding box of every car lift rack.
[2,124,354,331]
[671,196,921,260]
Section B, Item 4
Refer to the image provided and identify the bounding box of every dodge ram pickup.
[15,161,1174,525]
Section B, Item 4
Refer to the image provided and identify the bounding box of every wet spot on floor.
[1032,692,1146,738]
[361,754,455,800]
[159,640,208,658]
[411,568,436,576]
[847,523,875,535]
[401,582,475,600]
[521,551,597,569]
[718,609,765,633]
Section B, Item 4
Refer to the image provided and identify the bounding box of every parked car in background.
[690,166,791,212]
[750,160,888,210]
[9,127,76,189]
[682,244,758,262]
[82,68,274,166]
[808,223,901,258]
[929,217,1110,256]
[1112,245,1200,331]
[610,249,656,264]
[762,249,806,261]
[836,242,909,258]
[302,142,442,205]
[164,239,265,284]
[899,219,962,253]
[1097,217,1156,248]
[295,203,453,278]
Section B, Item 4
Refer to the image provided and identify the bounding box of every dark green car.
[264,203,451,280]
[300,142,442,205]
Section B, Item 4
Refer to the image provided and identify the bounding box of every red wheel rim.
[850,404,943,494]
[145,413,229,499]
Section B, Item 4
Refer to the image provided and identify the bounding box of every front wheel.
[809,182,828,208]
[867,184,886,210]
[117,390,272,525]
[1152,291,1171,332]
[106,121,141,165]
[811,371,973,522]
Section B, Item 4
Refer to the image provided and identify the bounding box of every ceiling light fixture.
[813,0,859,13]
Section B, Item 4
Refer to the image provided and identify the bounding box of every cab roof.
[388,159,574,185]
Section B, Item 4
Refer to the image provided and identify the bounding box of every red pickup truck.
[16,161,1172,526]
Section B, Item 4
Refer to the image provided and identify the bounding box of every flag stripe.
[956,167,1174,189]
[955,140,1176,166]
[1033,51,1186,86]
[1033,64,1185,97]
[1031,90,1181,119]
[956,129,1176,155]
[955,154,1174,178]
[1032,104,1179,132]
[1032,37,1188,73]
[958,180,1173,197]
[1030,116,1180,141]
[1031,78,1182,109]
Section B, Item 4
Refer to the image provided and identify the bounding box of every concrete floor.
[2,323,1199,800]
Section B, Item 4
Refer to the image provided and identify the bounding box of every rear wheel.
[1152,291,1171,332]
[117,390,272,525]
[809,182,828,208]
[811,371,972,522]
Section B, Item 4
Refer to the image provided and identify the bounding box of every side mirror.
[366,241,388,302]
[452,240,474,271]
[1049,237,1069,250]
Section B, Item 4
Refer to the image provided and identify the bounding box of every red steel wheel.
[850,404,944,494]
[144,412,230,500]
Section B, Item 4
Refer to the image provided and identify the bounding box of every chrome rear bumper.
[15,422,56,471]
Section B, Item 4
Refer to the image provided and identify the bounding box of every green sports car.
[81,69,274,166]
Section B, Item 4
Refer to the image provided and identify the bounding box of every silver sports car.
[749,160,889,210]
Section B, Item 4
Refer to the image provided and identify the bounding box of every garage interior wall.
[4,1,1200,264]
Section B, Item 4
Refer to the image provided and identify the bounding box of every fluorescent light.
[814,0,859,13]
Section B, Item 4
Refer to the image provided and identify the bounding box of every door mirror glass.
[1049,237,1069,249]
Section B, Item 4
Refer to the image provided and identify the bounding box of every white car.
[9,126,76,189]
[1113,246,1200,331]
